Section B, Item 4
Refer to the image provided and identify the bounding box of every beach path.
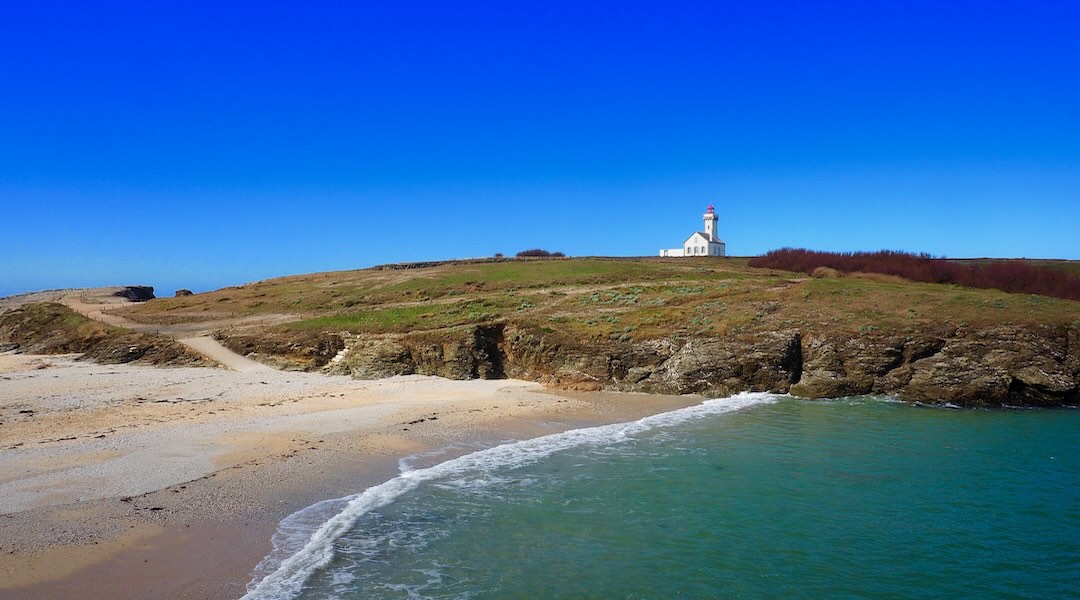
[59,292,275,373]
[176,334,274,372]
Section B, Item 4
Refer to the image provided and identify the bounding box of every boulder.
[113,286,155,302]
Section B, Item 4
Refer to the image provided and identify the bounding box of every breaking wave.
[241,391,780,600]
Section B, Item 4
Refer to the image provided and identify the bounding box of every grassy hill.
[123,257,1079,341]
[107,256,1080,407]
[0,302,211,366]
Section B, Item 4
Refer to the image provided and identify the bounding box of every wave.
[241,391,780,600]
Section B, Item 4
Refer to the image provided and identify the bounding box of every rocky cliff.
[282,321,1079,408]
[790,325,1078,407]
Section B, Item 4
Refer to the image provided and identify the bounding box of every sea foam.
[241,391,779,600]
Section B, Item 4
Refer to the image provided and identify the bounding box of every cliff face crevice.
[304,322,1080,408]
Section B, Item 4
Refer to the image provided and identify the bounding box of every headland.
[1,256,1077,598]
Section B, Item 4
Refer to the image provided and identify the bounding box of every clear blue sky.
[2,1,1078,297]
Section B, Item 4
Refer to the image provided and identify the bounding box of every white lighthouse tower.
[659,204,727,257]
[703,204,719,241]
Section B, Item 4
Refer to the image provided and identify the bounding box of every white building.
[659,204,727,257]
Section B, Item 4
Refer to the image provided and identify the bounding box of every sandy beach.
[0,351,700,599]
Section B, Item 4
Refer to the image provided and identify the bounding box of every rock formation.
[790,326,1079,407]
[283,321,1079,408]
[113,286,155,302]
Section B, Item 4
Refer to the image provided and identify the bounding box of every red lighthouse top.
[706,204,715,214]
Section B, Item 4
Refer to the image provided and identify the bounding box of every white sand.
[0,351,699,599]
[0,352,549,514]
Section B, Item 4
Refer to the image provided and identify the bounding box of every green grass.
[123,256,1080,339]
[364,259,699,301]
[279,298,516,334]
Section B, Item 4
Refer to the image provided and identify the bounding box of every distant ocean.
[243,394,1079,600]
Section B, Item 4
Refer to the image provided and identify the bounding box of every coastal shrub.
[516,249,566,258]
[749,248,1080,301]
[811,266,842,279]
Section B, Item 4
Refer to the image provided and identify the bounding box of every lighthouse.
[659,204,727,257]
[703,204,719,242]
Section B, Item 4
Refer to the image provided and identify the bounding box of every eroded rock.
[113,286,155,302]
[791,326,1078,407]
[219,320,1079,408]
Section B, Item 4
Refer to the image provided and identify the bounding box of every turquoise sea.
[243,394,1079,599]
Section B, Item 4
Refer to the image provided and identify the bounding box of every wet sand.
[0,352,700,599]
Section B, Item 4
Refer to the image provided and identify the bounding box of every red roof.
[706,204,715,214]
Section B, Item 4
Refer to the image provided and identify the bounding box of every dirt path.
[59,296,148,330]
[60,293,274,373]
[176,335,274,373]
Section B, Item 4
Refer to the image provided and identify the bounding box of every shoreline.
[0,352,700,599]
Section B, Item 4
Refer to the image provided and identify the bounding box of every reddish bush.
[516,249,566,258]
[749,248,1080,301]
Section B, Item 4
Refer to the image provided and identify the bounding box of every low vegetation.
[0,302,211,366]
[749,248,1080,301]
[516,249,566,257]
[119,257,1080,343]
